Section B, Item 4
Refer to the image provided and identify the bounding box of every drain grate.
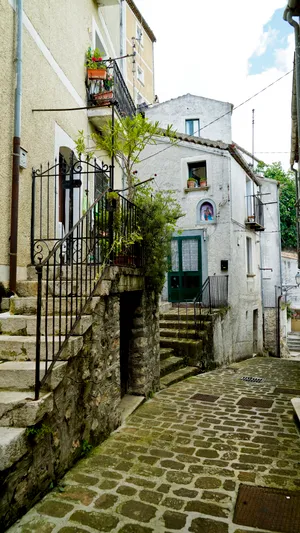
[190,393,219,402]
[237,397,273,408]
[241,376,263,383]
[274,387,300,395]
[234,484,300,533]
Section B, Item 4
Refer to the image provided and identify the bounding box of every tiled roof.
[127,0,156,42]
[166,131,260,184]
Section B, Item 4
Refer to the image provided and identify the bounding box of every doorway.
[168,236,202,302]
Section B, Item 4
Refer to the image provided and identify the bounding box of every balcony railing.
[86,59,136,118]
[246,195,264,231]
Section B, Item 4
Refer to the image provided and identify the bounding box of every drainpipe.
[285,8,300,268]
[292,166,300,268]
[120,0,125,76]
[10,0,23,292]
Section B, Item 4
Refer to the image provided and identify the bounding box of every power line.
[140,69,293,163]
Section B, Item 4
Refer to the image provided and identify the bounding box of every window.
[137,65,144,85]
[185,119,200,137]
[188,161,207,187]
[136,24,143,46]
[246,237,252,274]
[95,31,107,58]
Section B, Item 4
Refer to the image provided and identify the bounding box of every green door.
[168,236,202,302]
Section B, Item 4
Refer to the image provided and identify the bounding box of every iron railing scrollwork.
[33,183,143,400]
[194,276,229,335]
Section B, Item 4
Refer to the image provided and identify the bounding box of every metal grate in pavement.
[237,397,273,408]
[234,484,300,533]
[241,376,263,383]
[190,393,219,402]
[274,387,300,395]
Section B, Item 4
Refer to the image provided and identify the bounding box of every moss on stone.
[70,510,119,531]
[38,500,74,518]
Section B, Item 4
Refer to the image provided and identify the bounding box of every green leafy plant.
[26,423,53,442]
[257,161,297,250]
[76,115,177,201]
[103,74,114,91]
[85,47,107,70]
[80,439,93,456]
[135,183,183,293]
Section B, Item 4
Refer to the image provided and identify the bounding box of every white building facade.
[137,94,268,361]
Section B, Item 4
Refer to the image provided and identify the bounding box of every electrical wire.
[140,69,293,163]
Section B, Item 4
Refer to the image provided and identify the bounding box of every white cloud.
[253,28,279,57]
[134,0,293,169]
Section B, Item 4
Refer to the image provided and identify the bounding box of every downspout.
[10,0,23,292]
[120,0,125,76]
[285,8,300,268]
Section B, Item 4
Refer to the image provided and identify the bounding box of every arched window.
[197,200,216,223]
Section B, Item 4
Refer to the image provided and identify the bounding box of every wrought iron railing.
[194,276,229,333]
[31,155,110,264]
[86,59,136,118]
[246,195,264,230]
[34,188,143,400]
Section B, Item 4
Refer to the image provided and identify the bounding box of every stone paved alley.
[7,357,300,533]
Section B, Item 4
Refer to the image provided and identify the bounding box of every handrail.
[34,188,143,399]
[194,276,229,334]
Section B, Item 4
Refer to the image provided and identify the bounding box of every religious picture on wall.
[200,201,214,222]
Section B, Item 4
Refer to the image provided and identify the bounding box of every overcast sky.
[134,0,294,169]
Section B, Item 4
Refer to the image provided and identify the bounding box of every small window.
[136,24,143,45]
[246,237,252,274]
[137,65,144,84]
[185,119,200,137]
[200,201,215,222]
[188,161,207,187]
[95,32,107,58]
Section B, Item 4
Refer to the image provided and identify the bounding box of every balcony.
[245,195,264,231]
[87,59,136,130]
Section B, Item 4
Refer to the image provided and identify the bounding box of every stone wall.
[264,307,276,355]
[0,272,160,530]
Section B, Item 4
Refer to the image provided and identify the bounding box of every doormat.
[233,484,300,533]
[274,387,300,395]
[237,397,273,408]
[190,393,219,402]
[241,376,263,383]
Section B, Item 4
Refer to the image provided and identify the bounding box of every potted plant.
[94,74,114,104]
[85,47,107,80]
[187,177,197,188]
[200,177,207,187]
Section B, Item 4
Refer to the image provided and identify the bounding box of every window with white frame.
[136,23,143,46]
[94,28,108,58]
[246,237,253,274]
[185,119,200,137]
[137,65,144,85]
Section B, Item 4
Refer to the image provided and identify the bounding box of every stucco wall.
[146,94,233,143]
[0,0,124,281]
[125,2,154,104]
[282,252,300,309]
[137,136,263,360]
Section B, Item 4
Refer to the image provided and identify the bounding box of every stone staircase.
[0,266,94,470]
[287,332,300,353]
[159,307,215,388]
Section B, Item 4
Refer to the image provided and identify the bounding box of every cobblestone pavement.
[8,357,300,533]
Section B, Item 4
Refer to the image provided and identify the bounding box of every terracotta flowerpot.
[187,180,196,188]
[87,68,107,80]
[200,180,207,187]
[94,90,113,102]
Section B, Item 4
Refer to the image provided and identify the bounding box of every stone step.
[160,328,206,340]
[16,280,106,298]
[160,348,175,361]
[160,311,213,322]
[0,361,67,390]
[160,337,203,349]
[0,313,92,337]
[1,296,100,316]
[160,356,184,377]
[159,319,211,331]
[291,397,300,424]
[0,427,27,471]
[0,335,83,361]
[160,366,199,388]
[27,265,97,282]
[0,390,53,427]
